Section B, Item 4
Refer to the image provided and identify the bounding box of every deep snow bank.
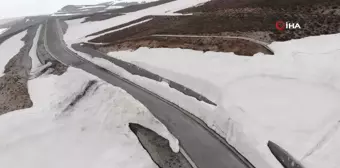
[0,67,178,168]
[107,33,340,168]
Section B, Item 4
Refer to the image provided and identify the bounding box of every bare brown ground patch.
[96,36,272,56]
[86,0,340,56]
[90,13,340,43]
[0,75,32,115]
[0,26,38,115]
[178,0,340,15]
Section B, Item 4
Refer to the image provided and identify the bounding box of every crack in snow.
[62,80,98,113]
[301,120,340,161]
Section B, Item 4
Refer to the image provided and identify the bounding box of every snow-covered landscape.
[72,29,340,168]
[64,3,340,166]
[107,34,340,168]
[1,0,340,168]
[0,28,8,35]
[0,67,178,168]
[63,0,211,44]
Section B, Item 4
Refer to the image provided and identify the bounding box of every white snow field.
[0,28,8,35]
[62,0,340,167]
[64,0,211,44]
[0,30,26,77]
[29,25,42,72]
[106,33,340,168]
[0,67,179,168]
[70,43,272,168]
[106,5,124,10]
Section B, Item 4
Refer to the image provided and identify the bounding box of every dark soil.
[129,123,193,168]
[177,0,340,41]
[90,13,340,43]
[97,36,273,56]
[268,141,304,168]
[178,0,340,14]
[87,0,340,56]
[0,75,33,115]
[89,15,275,55]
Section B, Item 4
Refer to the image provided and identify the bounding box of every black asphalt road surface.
[44,18,256,168]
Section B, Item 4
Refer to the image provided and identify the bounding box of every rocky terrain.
[86,0,340,56]
[0,27,38,115]
[129,123,193,168]
[0,18,67,115]
[97,36,273,56]
[178,0,340,41]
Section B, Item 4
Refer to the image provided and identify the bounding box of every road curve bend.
[44,18,259,168]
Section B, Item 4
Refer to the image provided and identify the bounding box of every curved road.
[44,18,257,168]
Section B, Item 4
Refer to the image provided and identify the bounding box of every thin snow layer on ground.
[29,25,42,72]
[0,30,26,76]
[64,0,211,43]
[0,67,179,168]
[107,33,340,168]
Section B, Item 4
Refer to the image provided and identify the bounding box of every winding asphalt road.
[44,18,257,168]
